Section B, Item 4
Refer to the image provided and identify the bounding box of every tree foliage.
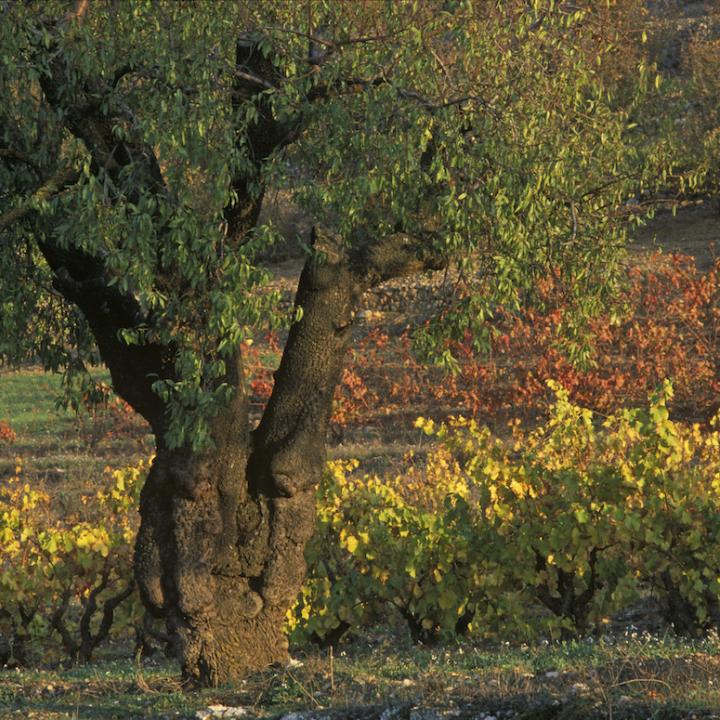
[0,1,664,449]
[2,0,697,686]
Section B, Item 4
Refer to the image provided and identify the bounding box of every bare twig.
[49,588,78,662]
[266,25,395,49]
[89,580,135,659]
[308,74,488,113]
[79,568,109,647]
[65,0,89,24]
[429,47,455,88]
[235,68,278,91]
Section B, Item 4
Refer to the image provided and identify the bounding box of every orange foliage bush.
[246,253,720,433]
[484,253,720,419]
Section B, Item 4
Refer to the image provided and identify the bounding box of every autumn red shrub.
[0,420,15,444]
[495,253,720,419]
[246,253,720,436]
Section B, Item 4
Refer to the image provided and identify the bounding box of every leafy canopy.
[0,1,661,447]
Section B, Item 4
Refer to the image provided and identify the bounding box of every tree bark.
[134,239,366,686]
[132,227,442,686]
[33,208,441,686]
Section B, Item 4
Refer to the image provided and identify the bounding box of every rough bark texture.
[36,217,442,686]
[132,240,367,686]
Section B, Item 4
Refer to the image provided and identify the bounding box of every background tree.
[0,0,659,686]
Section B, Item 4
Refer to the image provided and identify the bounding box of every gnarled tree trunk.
[136,439,300,685]
[38,211,440,685]
[134,244,364,685]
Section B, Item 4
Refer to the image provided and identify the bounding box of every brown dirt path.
[630,200,720,270]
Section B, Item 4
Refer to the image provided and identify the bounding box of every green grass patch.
[2,634,720,719]
[0,368,71,435]
[0,368,151,493]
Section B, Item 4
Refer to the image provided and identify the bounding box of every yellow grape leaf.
[345,535,359,554]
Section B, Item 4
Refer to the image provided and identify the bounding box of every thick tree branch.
[347,228,447,287]
[36,236,176,433]
[19,22,182,432]
[0,160,174,431]
[223,36,300,243]
[250,225,445,492]
[0,165,79,234]
[36,33,165,201]
[247,225,445,607]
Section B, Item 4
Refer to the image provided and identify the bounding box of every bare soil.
[630,200,720,270]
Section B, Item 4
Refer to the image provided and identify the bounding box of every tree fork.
[132,235,372,686]
[133,226,444,686]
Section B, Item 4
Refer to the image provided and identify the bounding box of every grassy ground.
[3,632,720,719]
[0,367,151,489]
